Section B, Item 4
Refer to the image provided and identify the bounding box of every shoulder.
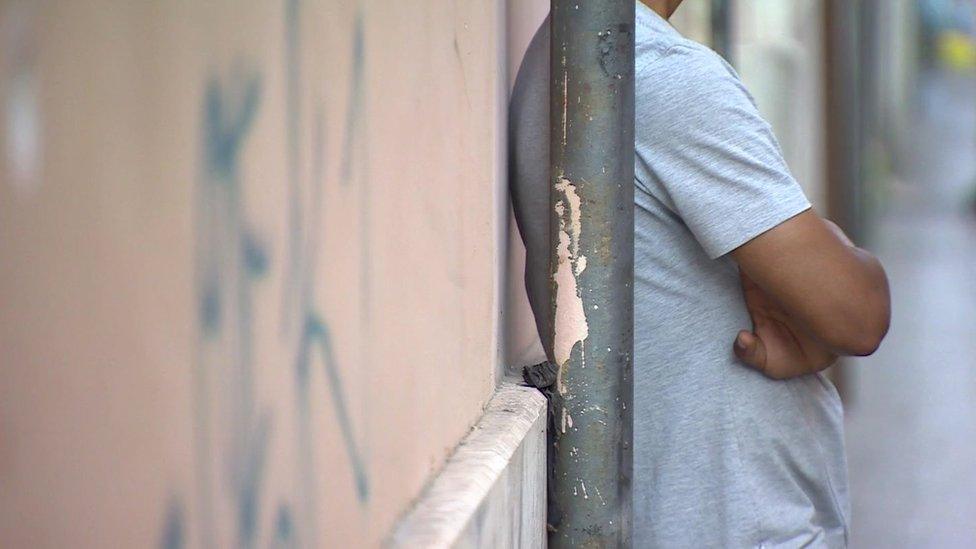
[635,43,762,134]
[637,43,744,103]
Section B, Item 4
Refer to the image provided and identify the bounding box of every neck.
[640,0,674,19]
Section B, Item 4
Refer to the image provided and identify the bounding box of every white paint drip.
[561,68,568,145]
[595,485,607,506]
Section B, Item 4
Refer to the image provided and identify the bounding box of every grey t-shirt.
[510,4,849,548]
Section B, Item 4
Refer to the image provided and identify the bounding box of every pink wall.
[0,1,505,546]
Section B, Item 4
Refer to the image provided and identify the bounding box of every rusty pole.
[548,0,634,546]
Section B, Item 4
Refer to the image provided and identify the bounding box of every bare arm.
[730,210,890,378]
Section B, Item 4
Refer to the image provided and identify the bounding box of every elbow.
[835,260,892,357]
[822,312,889,357]
[846,315,889,356]
[828,290,891,357]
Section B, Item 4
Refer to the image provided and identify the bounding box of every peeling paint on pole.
[549,0,634,546]
[552,176,589,377]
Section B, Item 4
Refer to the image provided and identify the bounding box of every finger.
[734,330,767,373]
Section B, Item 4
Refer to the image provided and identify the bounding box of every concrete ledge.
[387,382,547,548]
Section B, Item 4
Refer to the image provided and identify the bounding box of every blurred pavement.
[845,68,976,548]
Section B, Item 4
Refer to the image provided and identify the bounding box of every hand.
[734,270,838,380]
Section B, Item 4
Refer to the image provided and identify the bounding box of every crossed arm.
[729,209,891,379]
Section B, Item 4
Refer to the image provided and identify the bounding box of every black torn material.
[522,361,559,390]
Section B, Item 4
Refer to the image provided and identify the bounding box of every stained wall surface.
[0,1,504,547]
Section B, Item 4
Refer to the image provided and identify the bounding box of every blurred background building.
[1,0,975,547]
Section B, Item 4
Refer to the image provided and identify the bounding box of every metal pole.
[710,0,734,64]
[548,0,634,546]
[822,0,863,400]
[824,0,864,242]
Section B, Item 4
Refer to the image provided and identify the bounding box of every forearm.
[733,211,891,357]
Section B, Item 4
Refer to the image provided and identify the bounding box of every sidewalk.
[845,68,976,548]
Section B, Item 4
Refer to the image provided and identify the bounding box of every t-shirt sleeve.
[634,45,811,259]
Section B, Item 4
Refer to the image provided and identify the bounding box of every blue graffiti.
[340,14,365,185]
[197,71,273,549]
[275,504,295,544]
[161,2,369,547]
[298,314,369,500]
[159,499,184,549]
[284,5,370,546]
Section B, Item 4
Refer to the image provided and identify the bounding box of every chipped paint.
[552,177,589,389]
